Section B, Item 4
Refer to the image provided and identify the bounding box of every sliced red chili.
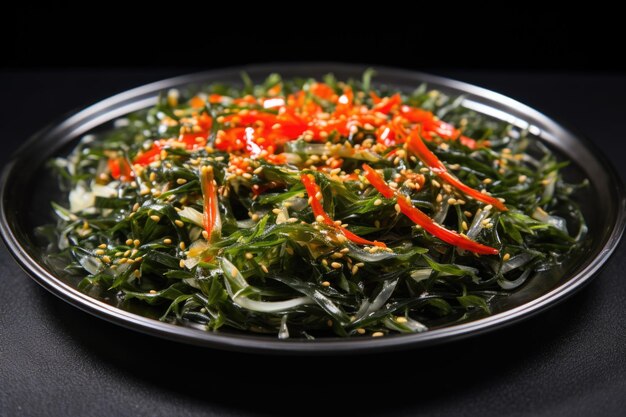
[200,165,219,241]
[133,142,162,166]
[405,130,507,211]
[107,157,133,181]
[300,174,386,248]
[362,164,499,255]
[373,93,402,114]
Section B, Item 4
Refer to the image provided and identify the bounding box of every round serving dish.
[1,63,624,354]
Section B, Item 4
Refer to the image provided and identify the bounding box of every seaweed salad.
[41,71,587,339]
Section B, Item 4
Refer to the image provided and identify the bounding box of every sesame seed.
[355,262,365,268]
[133,270,141,278]
[394,203,401,213]
[464,211,473,218]
[133,239,140,247]
[150,215,161,222]
[260,264,269,273]
[272,208,282,215]
[447,198,457,205]
[436,194,443,203]
[124,250,131,257]
[149,172,156,181]
[175,220,184,227]
[340,248,350,254]
[135,256,143,262]
[462,221,468,231]
[149,289,157,294]
[431,179,441,188]
[202,230,209,239]
[176,178,187,185]
[163,238,172,245]
[351,265,359,275]
[98,243,107,249]
[118,258,128,264]
[245,252,254,260]
[503,253,511,261]
[374,220,381,228]
[95,249,105,256]
[251,214,260,222]
[331,262,342,269]
[253,166,263,174]
[321,259,328,266]
[374,198,382,206]
[484,204,493,211]
[321,281,331,287]
[315,215,325,223]
[179,259,186,268]
[356,328,366,335]
[125,239,133,246]
[102,256,111,264]
[315,191,323,200]
[331,252,343,259]
[483,178,493,184]
[396,316,408,324]
[132,203,140,212]
[372,332,384,337]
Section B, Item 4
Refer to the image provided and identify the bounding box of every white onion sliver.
[498,268,532,290]
[501,252,536,274]
[178,206,204,227]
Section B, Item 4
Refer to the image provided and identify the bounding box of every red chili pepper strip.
[406,130,507,211]
[200,165,219,241]
[300,174,386,248]
[108,157,133,181]
[133,142,162,166]
[362,164,499,255]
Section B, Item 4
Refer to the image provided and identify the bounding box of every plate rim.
[1,63,625,354]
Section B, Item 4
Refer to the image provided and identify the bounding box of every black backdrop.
[1,6,623,72]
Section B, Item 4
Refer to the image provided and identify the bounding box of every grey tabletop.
[1,69,625,417]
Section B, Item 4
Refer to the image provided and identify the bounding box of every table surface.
[1,69,625,417]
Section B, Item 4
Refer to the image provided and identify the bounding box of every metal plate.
[1,63,624,354]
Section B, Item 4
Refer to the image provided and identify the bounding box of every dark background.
[0,7,623,72]
[2,7,626,417]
